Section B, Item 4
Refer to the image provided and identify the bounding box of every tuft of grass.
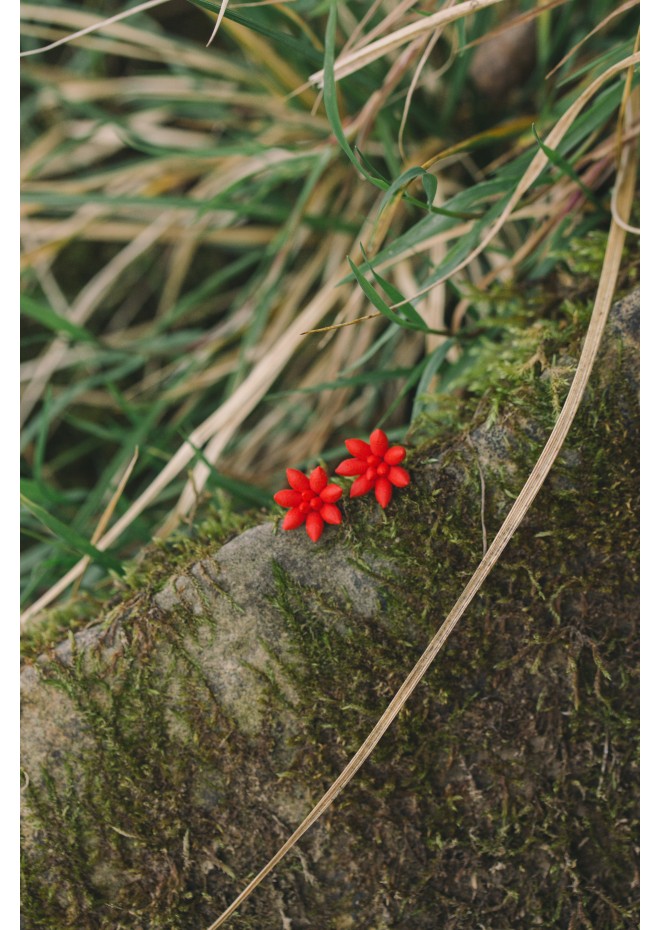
[21,0,639,624]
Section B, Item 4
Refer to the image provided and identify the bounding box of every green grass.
[20,0,639,623]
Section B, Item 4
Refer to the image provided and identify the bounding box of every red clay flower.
[274,465,343,542]
[335,428,410,508]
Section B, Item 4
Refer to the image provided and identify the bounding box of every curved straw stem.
[204,86,638,930]
[20,0,172,58]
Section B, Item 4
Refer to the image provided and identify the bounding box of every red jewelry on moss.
[274,465,343,542]
[335,428,410,508]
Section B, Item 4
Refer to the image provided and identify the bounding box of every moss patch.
[21,499,259,664]
[260,290,639,928]
[21,282,638,929]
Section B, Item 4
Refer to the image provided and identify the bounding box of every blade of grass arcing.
[21,2,255,81]
[205,0,230,46]
[19,0,172,58]
[202,82,638,930]
[319,8,475,221]
[186,0,324,71]
[20,0,169,58]
[397,25,443,161]
[322,0,369,180]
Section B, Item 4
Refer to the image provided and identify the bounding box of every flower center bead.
[366,466,377,481]
[367,454,379,466]
[300,502,310,514]
[301,489,313,501]
[311,497,323,510]
[377,463,389,477]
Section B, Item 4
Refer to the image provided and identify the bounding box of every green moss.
[23,602,219,927]
[21,496,259,664]
[22,266,638,927]
[258,284,638,927]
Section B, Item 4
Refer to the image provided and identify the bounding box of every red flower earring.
[335,428,410,508]
[274,466,343,542]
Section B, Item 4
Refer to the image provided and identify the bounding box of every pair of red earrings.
[273,428,411,542]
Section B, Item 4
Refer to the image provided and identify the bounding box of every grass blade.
[20,492,124,573]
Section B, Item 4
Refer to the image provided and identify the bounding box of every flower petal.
[375,477,392,508]
[309,465,328,493]
[369,428,389,457]
[335,458,368,476]
[320,503,342,525]
[384,445,406,465]
[305,511,324,542]
[274,489,301,508]
[350,474,376,497]
[320,483,342,503]
[388,466,410,488]
[345,438,371,459]
[286,468,309,491]
[282,507,305,530]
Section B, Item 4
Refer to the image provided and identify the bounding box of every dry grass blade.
[202,84,639,930]
[309,0,507,86]
[89,447,140,549]
[22,560,94,628]
[546,0,639,79]
[20,262,352,628]
[21,2,238,76]
[206,0,230,47]
[20,0,172,58]
[462,0,569,52]
[612,29,640,234]
[71,447,140,597]
[344,0,419,56]
[301,312,379,335]
[20,211,175,425]
[397,25,443,160]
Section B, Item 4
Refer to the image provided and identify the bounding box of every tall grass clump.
[20,0,639,628]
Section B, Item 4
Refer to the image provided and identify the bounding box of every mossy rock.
[21,291,639,930]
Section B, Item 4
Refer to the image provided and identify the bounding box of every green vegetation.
[21,0,639,624]
[20,2,640,925]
